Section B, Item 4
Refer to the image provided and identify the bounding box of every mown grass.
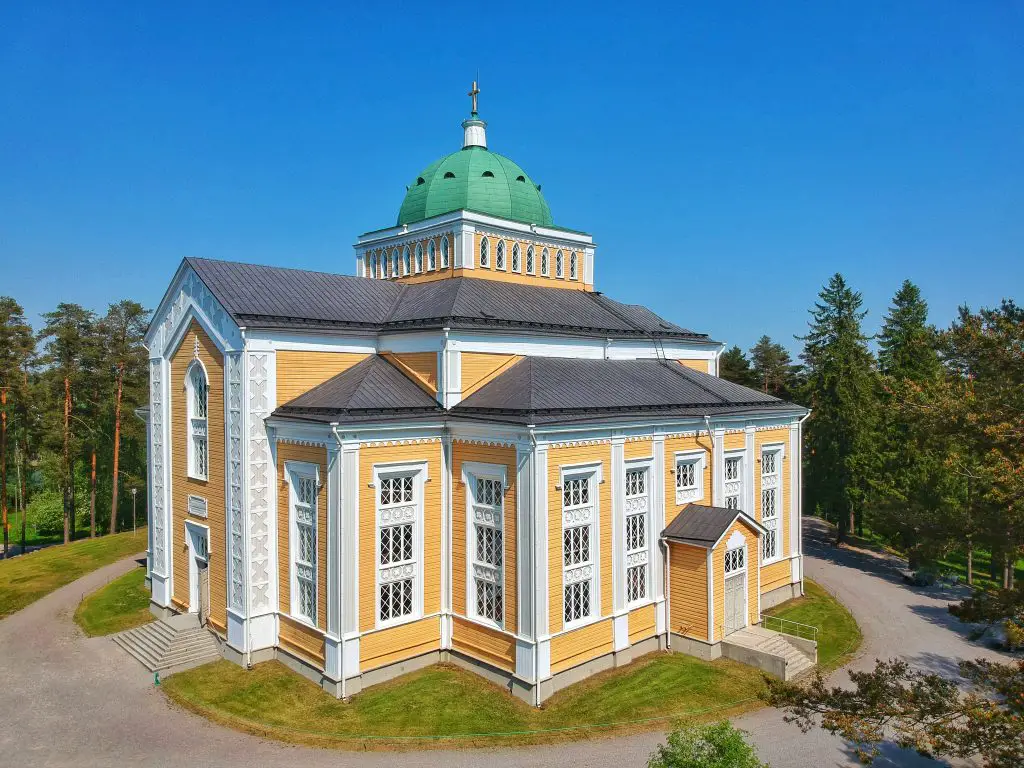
[74,564,152,636]
[0,528,147,620]
[163,578,860,750]
[764,579,862,671]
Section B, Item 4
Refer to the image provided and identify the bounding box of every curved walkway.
[0,520,1009,768]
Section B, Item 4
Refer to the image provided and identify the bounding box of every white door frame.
[723,530,748,635]
[184,520,210,614]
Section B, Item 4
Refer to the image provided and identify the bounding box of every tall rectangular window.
[624,466,649,604]
[761,448,782,562]
[724,454,743,510]
[187,364,208,480]
[377,471,419,624]
[469,475,504,625]
[289,468,317,624]
[675,451,705,504]
[562,473,596,626]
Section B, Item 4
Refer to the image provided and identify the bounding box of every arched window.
[428,240,436,270]
[479,237,489,267]
[187,362,208,480]
[570,252,578,280]
[495,240,505,270]
[368,253,376,278]
[556,250,564,278]
[441,236,450,268]
[541,248,549,276]
[391,249,399,278]
[402,246,411,275]
[526,245,535,274]
[380,250,387,278]
[512,242,521,272]
[415,243,423,273]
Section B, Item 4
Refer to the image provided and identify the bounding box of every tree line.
[720,275,1021,589]
[0,297,150,555]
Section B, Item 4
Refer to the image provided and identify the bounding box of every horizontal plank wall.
[755,428,794,594]
[358,441,443,667]
[275,351,368,405]
[668,542,708,640]
[388,352,438,395]
[550,618,614,673]
[170,321,226,631]
[451,617,515,672]
[276,442,327,638]
[624,438,653,460]
[280,614,325,666]
[711,518,760,642]
[677,359,715,375]
[460,353,521,399]
[451,441,518,634]
[628,603,657,645]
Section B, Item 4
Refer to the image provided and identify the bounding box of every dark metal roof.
[662,503,764,548]
[185,258,710,341]
[453,357,802,425]
[272,355,443,424]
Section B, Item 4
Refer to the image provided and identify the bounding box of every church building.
[142,86,810,703]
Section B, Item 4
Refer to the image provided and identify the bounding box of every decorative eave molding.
[363,437,442,448]
[548,438,613,449]
[146,263,243,358]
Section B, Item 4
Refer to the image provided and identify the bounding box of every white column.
[324,443,342,679]
[790,421,802,585]
[148,356,172,607]
[341,442,361,682]
[745,426,756,517]
[712,427,725,506]
[611,439,628,651]
[440,432,452,649]
[652,436,667,635]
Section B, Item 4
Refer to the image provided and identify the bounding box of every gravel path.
[0,519,1009,768]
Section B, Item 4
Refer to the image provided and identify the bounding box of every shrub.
[648,721,768,768]
[1005,620,1024,651]
[26,489,66,536]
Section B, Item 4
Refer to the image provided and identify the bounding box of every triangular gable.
[146,260,242,358]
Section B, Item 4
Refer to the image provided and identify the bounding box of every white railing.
[760,614,818,643]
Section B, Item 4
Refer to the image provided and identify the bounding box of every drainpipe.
[703,414,715,455]
[330,425,347,701]
[528,427,542,707]
[660,537,671,650]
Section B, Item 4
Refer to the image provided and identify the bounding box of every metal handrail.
[760,614,819,643]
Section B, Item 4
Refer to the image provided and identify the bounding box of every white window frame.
[415,243,423,273]
[441,235,450,268]
[624,459,651,607]
[541,247,550,276]
[428,239,437,270]
[286,460,320,627]
[511,242,521,272]
[479,237,489,268]
[390,248,399,278]
[185,360,208,481]
[569,251,578,280]
[723,451,744,511]
[368,252,376,279]
[463,461,507,629]
[526,244,535,274]
[402,245,411,275]
[760,444,784,564]
[674,450,706,505]
[495,239,506,271]
[373,461,427,629]
[560,461,602,630]
[555,249,564,278]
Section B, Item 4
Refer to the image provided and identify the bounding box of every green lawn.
[936,549,1024,592]
[0,528,148,620]
[764,579,862,671]
[74,565,152,636]
[163,577,859,749]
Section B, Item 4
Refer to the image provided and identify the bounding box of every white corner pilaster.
[148,355,172,607]
[245,349,277,650]
[225,351,247,651]
[340,441,361,681]
[712,427,725,506]
[652,437,666,602]
[440,432,452,649]
[611,438,626,616]
[745,426,756,516]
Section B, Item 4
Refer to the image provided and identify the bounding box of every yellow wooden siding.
[550,618,614,673]
[279,613,325,666]
[712,518,761,642]
[668,542,708,640]
[389,266,594,292]
[761,560,792,594]
[663,434,713,518]
[723,431,746,451]
[388,352,438,394]
[451,441,518,634]
[624,439,652,460]
[627,603,657,645]
[451,617,516,671]
[169,321,226,630]
[460,353,521,398]
[547,443,612,634]
[276,351,368,405]
[677,359,714,374]
[360,617,441,671]
[358,442,443,633]
[755,428,791,561]
[276,443,329,629]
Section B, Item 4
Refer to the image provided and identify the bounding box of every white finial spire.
[462,80,487,149]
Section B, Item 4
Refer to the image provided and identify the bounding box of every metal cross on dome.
[468,80,480,114]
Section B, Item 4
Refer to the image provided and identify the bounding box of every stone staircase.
[111,613,220,675]
[721,624,816,681]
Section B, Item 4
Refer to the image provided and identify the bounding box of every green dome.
[397,146,553,227]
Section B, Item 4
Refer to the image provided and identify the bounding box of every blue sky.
[2,2,1021,355]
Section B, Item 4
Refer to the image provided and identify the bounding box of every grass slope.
[0,528,147,620]
[163,578,859,750]
[75,565,152,636]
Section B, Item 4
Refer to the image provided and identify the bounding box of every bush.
[648,721,768,768]
[26,489,66,536]
[1005,621,1024,651]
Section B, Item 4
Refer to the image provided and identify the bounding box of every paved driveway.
[0,520,1009,768]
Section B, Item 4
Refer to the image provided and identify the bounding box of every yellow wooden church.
[141,88,811,703]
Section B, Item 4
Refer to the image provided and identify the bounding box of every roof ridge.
[659,359,728,405]
[585,291,648,336]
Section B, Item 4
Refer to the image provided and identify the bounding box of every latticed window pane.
[441,237,449,267]
[379,578,413,621]
[626,564,647,602]
[526,245,535,273]
[475,524,503,567]
[476,477,502,506]
[725,547,745,575]
[415,244,423,272]
[762,488,777,519]
[297,574,315,620]
[556,250,564,277]
[380,523,413,565]
[676,460,696,489]
[496,240,505,269]
[512,243,521,272]
[541,249,549,275]
[570,252,578,279]
[762,528,777,561]
[193,435,207,477]
[625,468,646,496]
[191,369,207,418]
[563,581,591,623]
[379,475,414,506]
[626,513,646,551]
[725,495,739,510]
[563,477,589,507]
[480,238,489,266]
[563,525,590,567]
[476,580,503,622]
[726,457,741,481]
[428,240,436,270]
[402,246,411,274]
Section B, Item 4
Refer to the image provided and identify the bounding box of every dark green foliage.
[749,335,802,401]
[718,345,755,388]
[647,721,767,768]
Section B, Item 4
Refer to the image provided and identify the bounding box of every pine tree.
[0,298,35,557]
[749,335,800,400]
[799,274,878,541]
[719,345,756,388]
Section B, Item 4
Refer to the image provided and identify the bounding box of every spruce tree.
[719,345,755,388]
[749,335,800,400]
[799,274,878,541]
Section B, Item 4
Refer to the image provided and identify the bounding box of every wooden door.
[724,572,746,635]
[198,561,210,627]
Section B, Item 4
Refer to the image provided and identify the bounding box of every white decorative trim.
[225,352,245,614]
[147,264,242,357]
[149,358,167,578]
[673,449,707,505]
[246,351,275,614]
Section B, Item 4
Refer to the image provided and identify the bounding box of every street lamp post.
[131,487,138,536]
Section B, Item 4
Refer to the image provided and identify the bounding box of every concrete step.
[722,626,818,681]
[111,614,221,673]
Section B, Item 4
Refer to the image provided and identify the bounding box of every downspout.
[330,425,346,701]
[660,537,671,650]
[703,414,715,455]
[529,427,542,707]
